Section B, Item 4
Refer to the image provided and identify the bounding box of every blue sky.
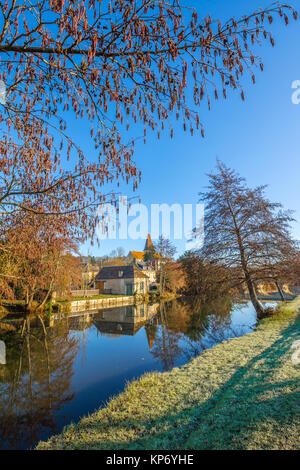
[77,0,300,258]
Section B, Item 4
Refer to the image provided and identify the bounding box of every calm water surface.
[0,297,276,450]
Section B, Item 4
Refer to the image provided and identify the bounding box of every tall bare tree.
[198,161,296,317]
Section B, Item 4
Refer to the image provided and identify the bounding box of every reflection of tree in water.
[198,296,232,332]
[0,315,79,450]
[183,296,237,359]
[150,296,234,369]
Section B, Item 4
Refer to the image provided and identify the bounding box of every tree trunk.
[225,198,265,319]
[245,275,264,318]
[235,230,264,317]
[37,279,54,311]
[162,269,166,294]
[37,289,52,311]
[25,292,35,312]
[236,236,264,317]
[159,267,164,294]
[275,281,285,301]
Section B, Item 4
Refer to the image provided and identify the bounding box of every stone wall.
[68,295,136,312]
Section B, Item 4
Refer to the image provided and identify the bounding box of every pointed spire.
[144,233,154,252]
[145,324,157,350]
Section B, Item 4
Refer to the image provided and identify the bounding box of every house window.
[126,283,133,295]
[125,305,134,317]
[140,304,145,317]
[140,282,144,293]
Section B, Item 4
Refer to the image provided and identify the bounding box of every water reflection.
[0,316,78,450]
[93,303,159,336]
[149,296,233,369]
[0,297,268,450]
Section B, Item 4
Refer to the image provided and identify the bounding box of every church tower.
[144,233,154,252]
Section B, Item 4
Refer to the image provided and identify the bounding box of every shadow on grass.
[75,317,300,450]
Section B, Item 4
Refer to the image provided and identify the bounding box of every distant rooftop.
[129,250,161,259]
[82,263,99,272]
[95,265,148,280]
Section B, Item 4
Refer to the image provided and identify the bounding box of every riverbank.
[0,292,178,315]
[56,294,136,313]
[55,292,178,313]
[37,298,300,450]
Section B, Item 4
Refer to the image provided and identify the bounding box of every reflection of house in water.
[64,313,93,331]
[93,303,159,337]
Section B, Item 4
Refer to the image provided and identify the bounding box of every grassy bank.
[37,298,300,450]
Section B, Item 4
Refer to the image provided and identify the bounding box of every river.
[0,297,276,450]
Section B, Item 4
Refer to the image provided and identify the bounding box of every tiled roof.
[95,265,148,280]
[81,263,99,272]
[129,250,162,259]
[129,251,145,260]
